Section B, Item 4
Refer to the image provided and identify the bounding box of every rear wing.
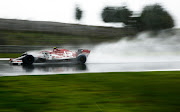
[77,49,90,56]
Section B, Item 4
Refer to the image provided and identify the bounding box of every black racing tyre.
[22,55,34,65]
[77,55,87,64]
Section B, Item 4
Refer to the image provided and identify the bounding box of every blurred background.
[0,0,178,54]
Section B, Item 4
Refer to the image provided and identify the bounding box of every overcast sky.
[0,0,179,27]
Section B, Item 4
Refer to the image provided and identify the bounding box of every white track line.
[0,58,9,60]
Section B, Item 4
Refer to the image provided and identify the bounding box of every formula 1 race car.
[9,48,90,65]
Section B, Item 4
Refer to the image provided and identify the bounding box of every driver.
[53,47,58,52]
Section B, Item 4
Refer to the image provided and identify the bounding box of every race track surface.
[1,60,180,76]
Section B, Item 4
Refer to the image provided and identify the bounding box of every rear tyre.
[22,55,34,65]
[77,55,87,64]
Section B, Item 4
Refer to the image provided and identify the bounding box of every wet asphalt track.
[1,60,180,76]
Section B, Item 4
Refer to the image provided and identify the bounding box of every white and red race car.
[9,48,90,65]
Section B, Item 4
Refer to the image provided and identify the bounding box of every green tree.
[75,6,83,21]
[140,4,174,30]
[102,6,132,24]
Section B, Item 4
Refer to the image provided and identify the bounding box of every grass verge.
[0,30,120,45]
[0,72,180,112]
[0,53,21,58]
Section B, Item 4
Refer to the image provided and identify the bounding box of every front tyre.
[77,55,87,64]
[22,55,34,65]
